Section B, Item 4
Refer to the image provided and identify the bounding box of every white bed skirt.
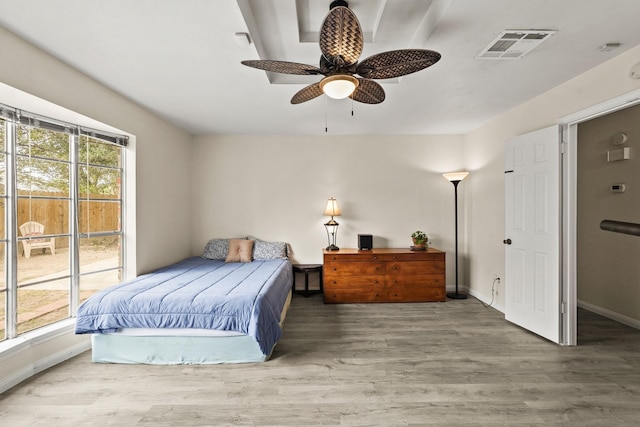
[91,290,292,364]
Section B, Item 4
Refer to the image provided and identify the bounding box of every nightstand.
[292,264,323,297]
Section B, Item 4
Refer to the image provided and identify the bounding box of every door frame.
[559,88,640,345]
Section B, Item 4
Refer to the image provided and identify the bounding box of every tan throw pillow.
[225,239,254,263]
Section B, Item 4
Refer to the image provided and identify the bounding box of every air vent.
[477,30,556,60]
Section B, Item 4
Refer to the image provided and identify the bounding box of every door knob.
[503,238,512,245]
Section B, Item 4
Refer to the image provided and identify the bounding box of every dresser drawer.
[379,252,444,262]
[387,261,445,275]
[324,284,386,303]
[384,282,446,302]
[324,253,379,262]
[326,253,442,262]
[323,275,383,288]
[386,275,444,286]
[324,262,385,276]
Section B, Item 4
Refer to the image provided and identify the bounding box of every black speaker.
[358,234,373,250]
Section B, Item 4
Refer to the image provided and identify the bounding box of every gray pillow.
[253,241,288,260]
[202,238,245,259]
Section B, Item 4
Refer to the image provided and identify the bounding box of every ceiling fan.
[241,0,441,105]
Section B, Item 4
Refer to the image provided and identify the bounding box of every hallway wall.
[577,103,640,324]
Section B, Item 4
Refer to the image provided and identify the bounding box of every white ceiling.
[1,0,639,136]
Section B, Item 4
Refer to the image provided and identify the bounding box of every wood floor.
[1,295,639,426]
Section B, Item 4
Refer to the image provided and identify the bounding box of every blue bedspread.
[75,257,293,355]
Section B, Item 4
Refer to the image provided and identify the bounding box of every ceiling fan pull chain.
[325,96,328,133]
[351,98,354,116]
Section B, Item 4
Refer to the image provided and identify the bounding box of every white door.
[504,125,561,343]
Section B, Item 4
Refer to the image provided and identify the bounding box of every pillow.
[202,237,244,259]
[225,239,254,263]
[253,240,288,260]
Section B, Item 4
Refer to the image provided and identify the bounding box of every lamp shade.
[323,197,341,217]
[443,171,469,182]
[319,75,359,99]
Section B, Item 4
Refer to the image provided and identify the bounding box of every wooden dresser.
[323,248,446,303]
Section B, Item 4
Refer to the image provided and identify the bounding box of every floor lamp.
[443,172,469,299]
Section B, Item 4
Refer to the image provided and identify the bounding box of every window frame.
[1,108,127,341]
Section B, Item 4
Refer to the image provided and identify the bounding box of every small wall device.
[607,147,630,162]
[358,234,373,250]
[609,132,628,145]
[610,183,626,193]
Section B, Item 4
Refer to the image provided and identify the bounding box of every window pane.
[0,242,5,342]
[0,154,5,196]
[79,165,121,199]
[16,126,69,161]
[17,236,68,283]
[17,237,70,334]
[80,235,122,304]
[0,118,5,152]
[0,117,5,194]
[79,135,121,167]
[79,200,120,234]
[0,198,4,240]
[17,198,69,236]
[16,157,69,195]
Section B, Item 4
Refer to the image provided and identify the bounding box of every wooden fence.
[1,191,120,248]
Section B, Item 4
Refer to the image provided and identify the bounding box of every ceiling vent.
[477,30,556,60]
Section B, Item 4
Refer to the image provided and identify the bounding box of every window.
[0,106,127,341]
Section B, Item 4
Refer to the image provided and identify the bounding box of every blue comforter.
[75,257,293,355]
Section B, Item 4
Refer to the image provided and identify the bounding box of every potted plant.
[411,230,428,250]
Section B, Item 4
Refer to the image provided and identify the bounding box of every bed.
[75,237,293,364]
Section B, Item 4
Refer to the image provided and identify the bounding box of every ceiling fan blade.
[291,82,324,104]
[241,60,322,75]
[350,79,385,104]
[356,49,441,79]
[319,6,363,67]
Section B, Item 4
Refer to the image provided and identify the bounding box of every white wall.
[0,25,193,392]
[191,134,466,286]
[464,44,640,309]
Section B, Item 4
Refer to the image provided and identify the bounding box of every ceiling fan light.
[319,75,359,99]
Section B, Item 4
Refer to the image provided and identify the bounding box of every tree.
[16,126,121,198]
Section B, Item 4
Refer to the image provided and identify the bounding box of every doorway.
[561,88,640,345]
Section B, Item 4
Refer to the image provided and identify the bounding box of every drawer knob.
[331,280,337,284]
[373,256,378,260]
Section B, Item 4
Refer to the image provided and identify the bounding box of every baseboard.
[0,339,90,395]
[578,300,640,330]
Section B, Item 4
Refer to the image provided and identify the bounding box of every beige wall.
[191,134,466,288]
[577,104,640,321]
[464,44,640,309]
[0,26,193,273]
[0,25,193,391]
